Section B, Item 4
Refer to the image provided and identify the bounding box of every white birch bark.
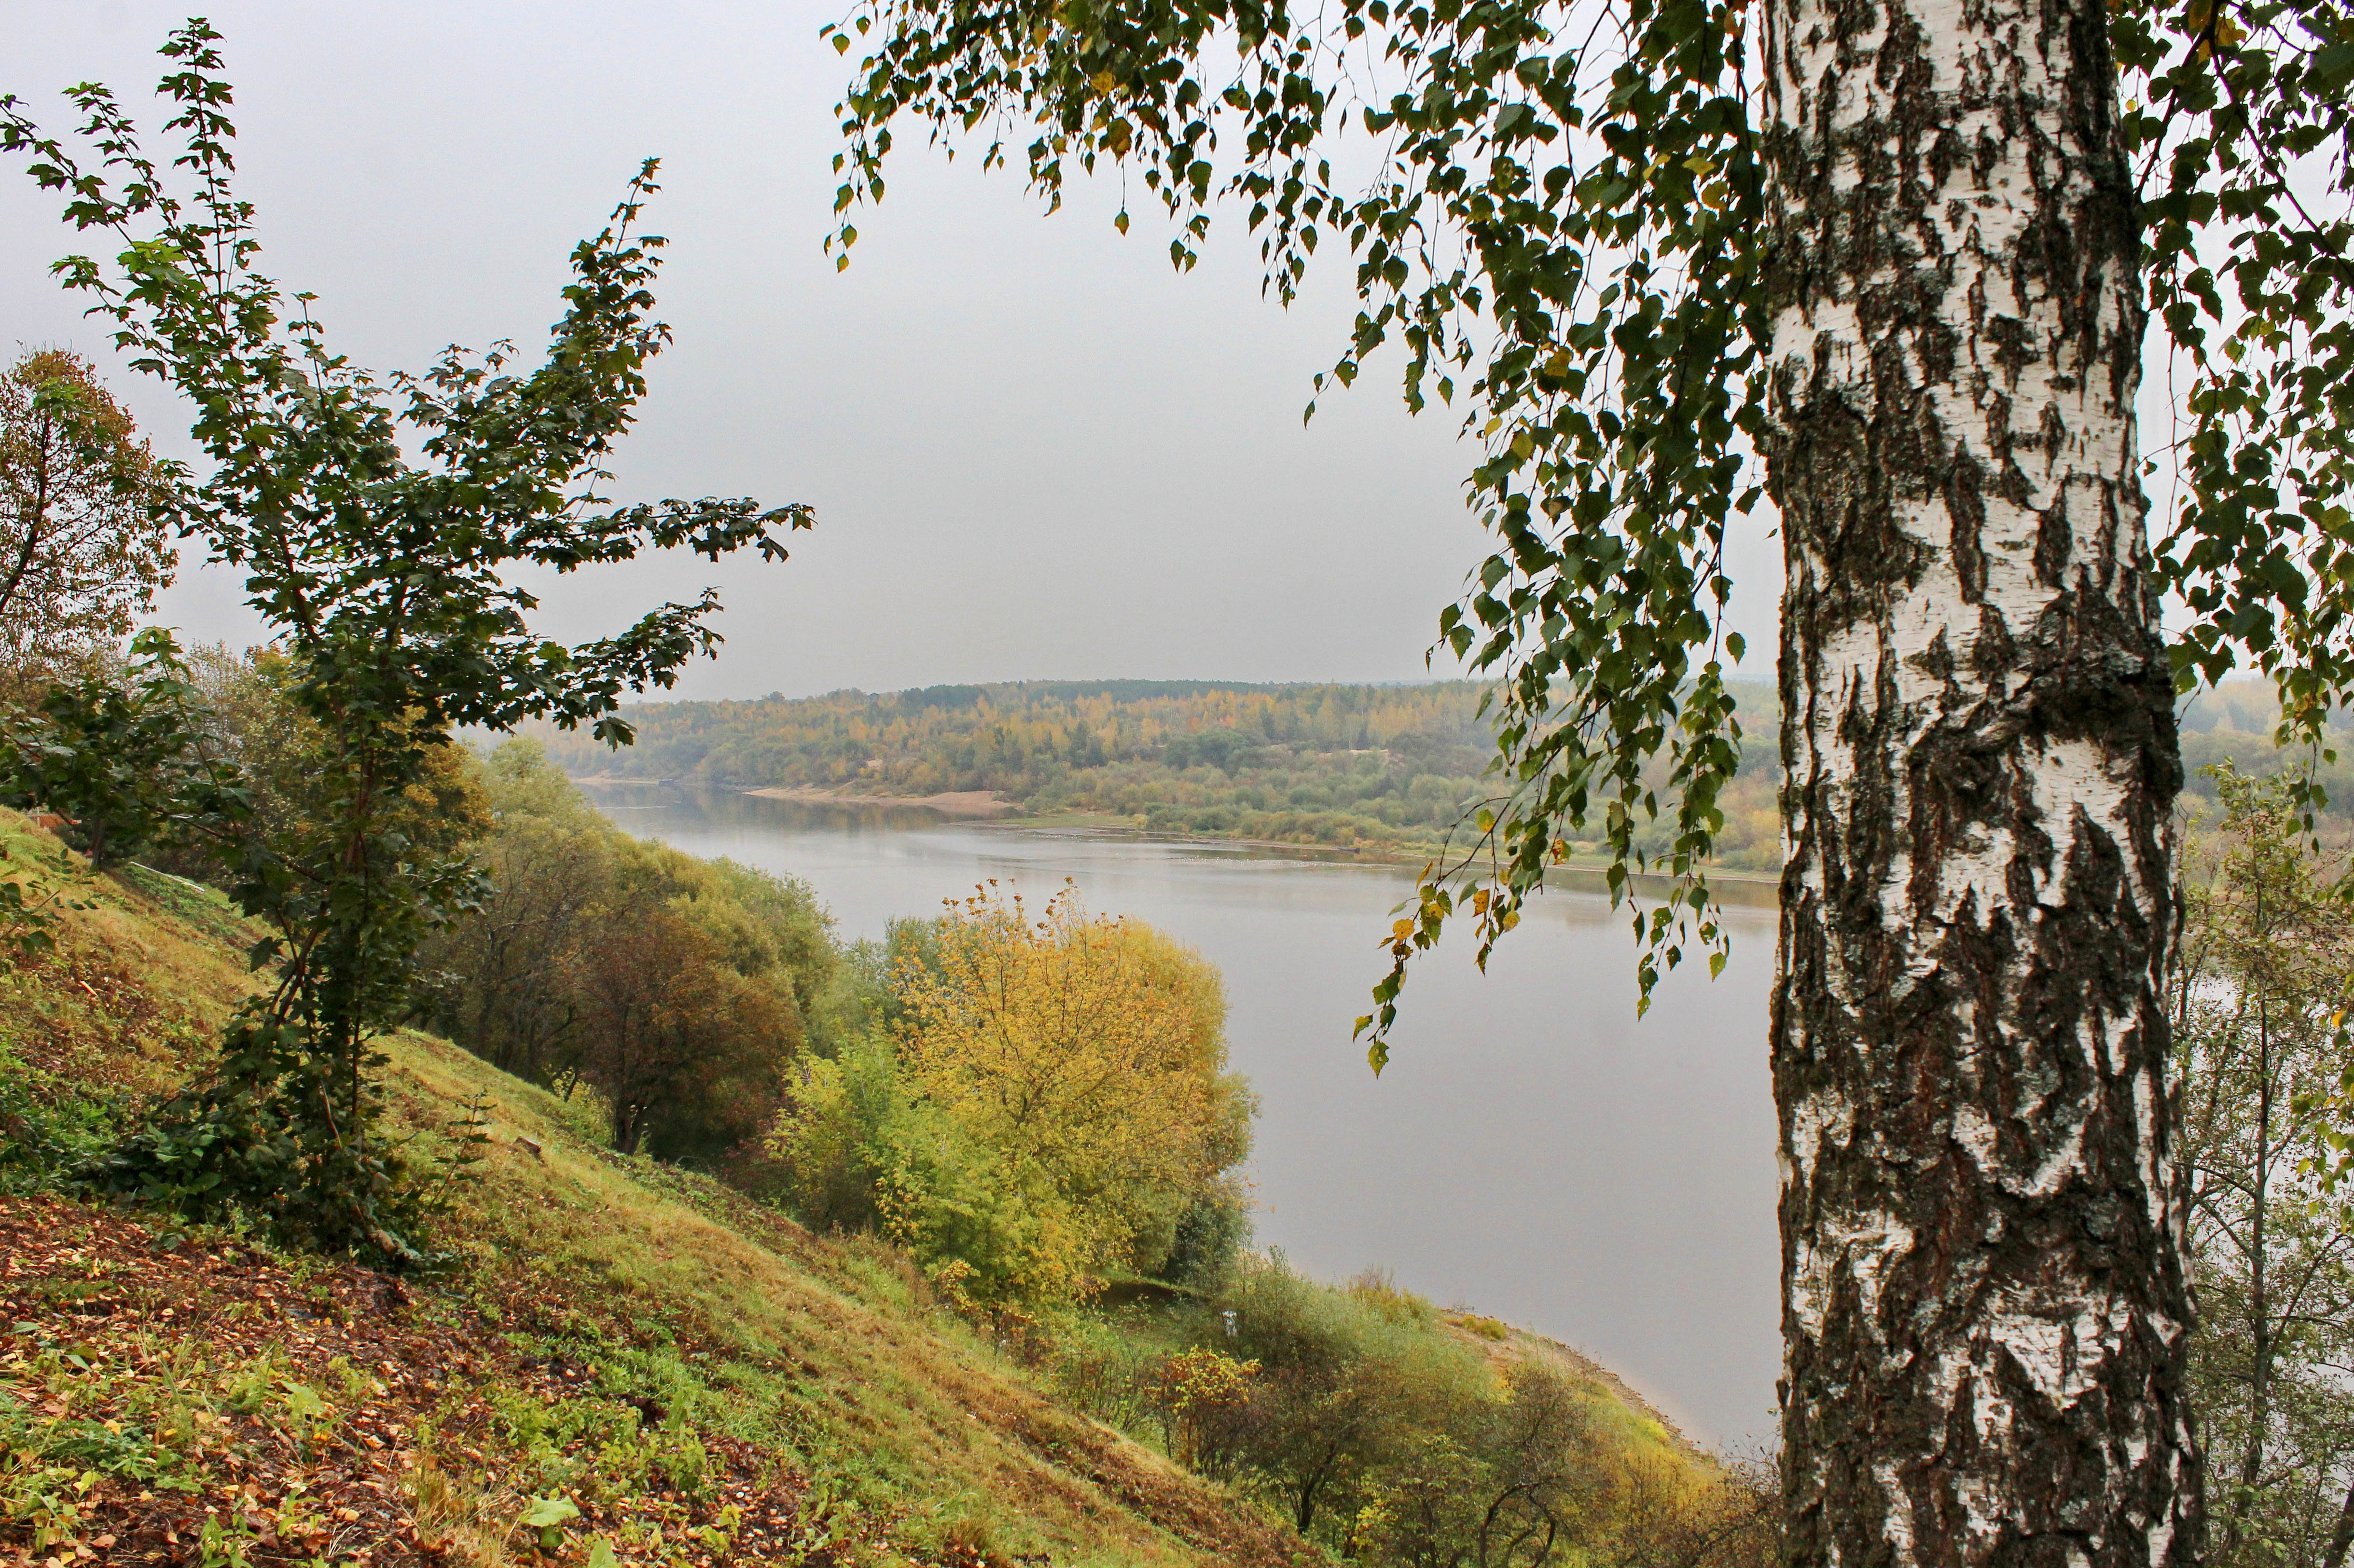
[1760,0,2202,1552]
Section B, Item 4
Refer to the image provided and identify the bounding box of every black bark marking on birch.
[1946,447,1991,600]
[1763,0,2199,1553]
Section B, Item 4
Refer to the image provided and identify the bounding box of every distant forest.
[532,678,2352,873]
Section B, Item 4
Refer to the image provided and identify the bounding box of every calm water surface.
[589,786,1781,1452]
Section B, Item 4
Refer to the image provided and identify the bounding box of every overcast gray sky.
[2,0,1782,701]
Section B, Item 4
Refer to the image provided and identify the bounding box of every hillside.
[0,803,1735,1567]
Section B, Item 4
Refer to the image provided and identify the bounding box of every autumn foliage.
[770,883,1252,1306]
[418,741,837,1165]
[0,349,175,690]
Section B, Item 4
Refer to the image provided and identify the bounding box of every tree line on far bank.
[534,675,2354,881]
[534,679,1797,871]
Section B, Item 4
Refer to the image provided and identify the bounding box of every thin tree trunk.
[1295,1440,1343,1533]
[0,403,55,627]
[2220,896,2275,1562]
[1761,0,2201,1552]
[2323,1472,2354,1568]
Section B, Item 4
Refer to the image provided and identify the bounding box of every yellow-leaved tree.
[774,881,1253,1307]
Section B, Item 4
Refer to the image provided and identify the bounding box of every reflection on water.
[589,784,1781,1452]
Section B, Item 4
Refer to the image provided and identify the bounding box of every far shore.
[743,784,1018,818]
[576,775,1779,898]
[743,791,1781,900]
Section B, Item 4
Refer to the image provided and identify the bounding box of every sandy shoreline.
[743,784,1017,818]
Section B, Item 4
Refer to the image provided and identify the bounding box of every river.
[587,785,1782,1453]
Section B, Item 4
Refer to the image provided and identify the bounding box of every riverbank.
[744,783,1017,817]
[718,785,1783,899]
[977,817,1784,908]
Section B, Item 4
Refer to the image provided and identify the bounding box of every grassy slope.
[0,804,1718,1566]
[388,1040,1309,1566]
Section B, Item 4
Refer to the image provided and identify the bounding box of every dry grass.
[407,1457,521,1568]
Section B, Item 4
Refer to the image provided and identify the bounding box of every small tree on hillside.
[573,903,799,1156]
[1,25,811,1264]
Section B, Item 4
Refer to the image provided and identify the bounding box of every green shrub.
[0,1048,124,1195]
[765,1031,902,1232]
[1154,1181,1251,1290]
[0,632,240,870]
[1183,1253,1491,1535]
[1038,1313,1166,1433]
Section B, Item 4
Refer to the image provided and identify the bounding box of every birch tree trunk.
[1760,0,2202,1553]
